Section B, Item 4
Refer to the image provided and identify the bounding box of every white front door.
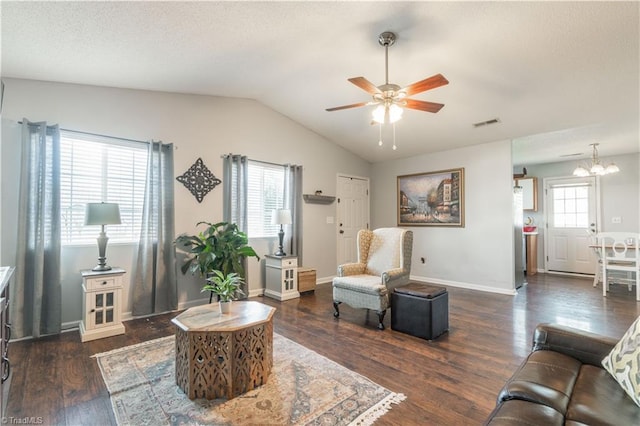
[545,176,599,274]
[336,175,370,266]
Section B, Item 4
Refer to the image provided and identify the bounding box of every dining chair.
[587,229,602,288]
[598,232,640,301]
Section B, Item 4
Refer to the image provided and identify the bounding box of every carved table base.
[172,301,275,400]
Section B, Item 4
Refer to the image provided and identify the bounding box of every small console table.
[80,268,126,342]
[264,255,299,301]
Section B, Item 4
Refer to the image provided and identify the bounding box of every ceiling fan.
[326,31,449,123]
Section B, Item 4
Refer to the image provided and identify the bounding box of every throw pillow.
[602,315,640,407]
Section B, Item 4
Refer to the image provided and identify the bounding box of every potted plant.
[202,270,245,313]
[175,221,260,302]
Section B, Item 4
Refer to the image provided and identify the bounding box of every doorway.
[336,175,370,266]
[544,176,599,274]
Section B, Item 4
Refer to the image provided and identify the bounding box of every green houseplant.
[175,221,260,302]
[202,270,245,313]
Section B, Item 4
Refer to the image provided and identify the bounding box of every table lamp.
[271,209,292,256]
[85,202,121,271]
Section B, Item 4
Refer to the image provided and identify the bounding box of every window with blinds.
[247,161,285,238]
[60,131,148,244]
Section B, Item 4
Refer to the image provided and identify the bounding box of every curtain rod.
[221,154,286,168]
[17,120,178,149]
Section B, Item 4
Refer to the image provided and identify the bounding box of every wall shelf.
[303,194,336,204]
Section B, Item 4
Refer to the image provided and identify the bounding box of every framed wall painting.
[397,168,465,227]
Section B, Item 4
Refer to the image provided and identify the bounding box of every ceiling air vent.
[473,118,501,128]
[559,153,583,158]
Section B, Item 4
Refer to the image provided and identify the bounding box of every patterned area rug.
[94,333,405,425]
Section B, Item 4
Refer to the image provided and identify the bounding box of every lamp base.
[275,227,286,256]
[92,264,113,272]
[93,232,112,271]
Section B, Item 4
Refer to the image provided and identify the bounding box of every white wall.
[515,153,640,272]
[0,78,370,327]
[370,139,516,294]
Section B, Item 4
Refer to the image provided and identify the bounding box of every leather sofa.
[485,323,640,425]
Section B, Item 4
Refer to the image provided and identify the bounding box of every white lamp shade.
[388,104,403,123]
[371,105,386,124]
[85,202,122,225]
[605,163,620,174]
[590,163,605,175]
[573,166,589,177]
[271,209,292,225]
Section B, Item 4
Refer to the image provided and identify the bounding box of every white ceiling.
[1,1,638,164]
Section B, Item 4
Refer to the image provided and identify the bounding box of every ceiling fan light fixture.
[372,103,403,124]
[372,105,386,124]
[388,104,403,123]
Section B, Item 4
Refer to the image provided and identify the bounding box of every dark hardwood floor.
[6,274,640,425]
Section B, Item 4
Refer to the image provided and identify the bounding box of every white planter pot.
[219,300,232,314]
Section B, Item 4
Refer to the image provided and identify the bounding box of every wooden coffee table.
[171,301,276,400]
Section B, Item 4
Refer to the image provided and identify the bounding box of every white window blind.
[247,161,285,238]
[60,131,148,244]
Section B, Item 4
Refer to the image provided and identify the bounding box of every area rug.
[93,333,405,425]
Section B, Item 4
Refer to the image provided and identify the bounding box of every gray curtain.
[132,141,177,316]
[222,154,248,232]
[284,164,303,264]
[12,119,62,338]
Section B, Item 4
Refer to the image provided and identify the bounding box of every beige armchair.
[332,227,413,329]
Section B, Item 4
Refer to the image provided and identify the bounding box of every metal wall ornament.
[176,157,221,203]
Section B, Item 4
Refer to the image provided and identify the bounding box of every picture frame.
[397,168,465,227]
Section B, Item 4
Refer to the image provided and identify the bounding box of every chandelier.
[572,143,620,177]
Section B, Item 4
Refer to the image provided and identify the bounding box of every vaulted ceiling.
[2,1,638,164]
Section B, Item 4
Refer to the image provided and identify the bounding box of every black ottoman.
[391,283,449,340]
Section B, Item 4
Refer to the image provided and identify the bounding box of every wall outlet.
[326,216,334,224]
[611,216,622,224]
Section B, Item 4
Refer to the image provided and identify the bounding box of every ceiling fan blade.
[348,77,382,95]
[404,99,445,113]
[402,74,449,96]
[325,102,369,112]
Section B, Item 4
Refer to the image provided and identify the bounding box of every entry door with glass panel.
[545,176,598,274]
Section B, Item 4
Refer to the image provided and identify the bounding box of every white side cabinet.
[264,255,299,301]
[80,268,126,342]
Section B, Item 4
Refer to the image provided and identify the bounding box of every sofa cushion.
[566,364,640,425]
[484,399,564,426]
[498,350,582,414]
[601,315,640,407]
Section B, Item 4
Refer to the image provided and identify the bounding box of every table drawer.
[281,258,297,268]
[85,276,120,291]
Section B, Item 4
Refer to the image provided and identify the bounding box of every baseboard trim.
[410,274,517,296]
[317,276,334,285]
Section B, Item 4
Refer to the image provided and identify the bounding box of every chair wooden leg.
[376,310,386,330]
[333,301,341,318]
